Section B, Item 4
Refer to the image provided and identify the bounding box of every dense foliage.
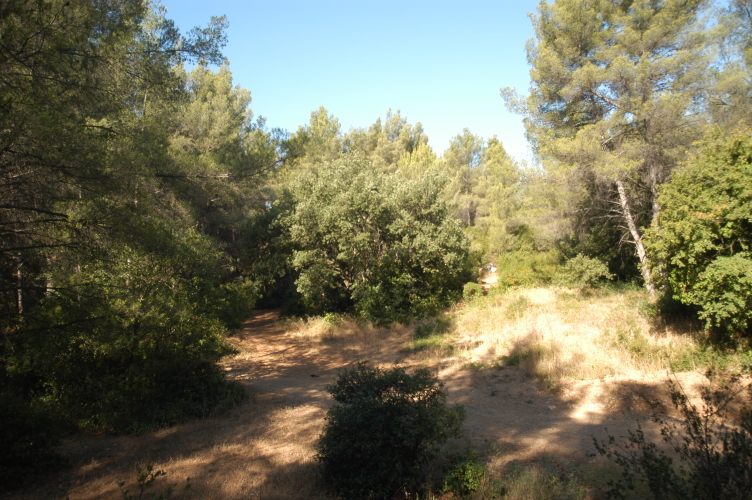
[278,153,471,325]
[645,130,752,337]
[316,364,465,499]
[0,0,270,474]
[555,254,613,291]
[504,0,717,294]
[4,0,752,491]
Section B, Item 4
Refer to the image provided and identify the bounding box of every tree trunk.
[16,261,23,315]
[615,178,656,298]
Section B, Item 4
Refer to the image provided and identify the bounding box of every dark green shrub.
[595,373,752,500]
[495,250,560,287]
[316,363,465,499]
[443,449,485,495]
[280,153,471,325]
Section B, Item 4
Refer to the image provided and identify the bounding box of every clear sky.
[160,0,540,162]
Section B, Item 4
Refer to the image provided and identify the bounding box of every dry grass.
[10,288,748,500]
[281,314,412,352]
[39,396,334,500]
[432,286,706,391]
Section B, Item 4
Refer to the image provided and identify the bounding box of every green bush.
[495,250,560,287]
[31,241,248,433]
[555,254,613,290]
[443,450,485,495]
[316,363,465,499]
[645,129,752,337]
[692,255,752,336]
[595,373,752,500]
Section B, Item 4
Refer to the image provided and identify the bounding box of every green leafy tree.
[645,129,752,337]
[279,152,470,324]
[344,109,432,173]
[165,62,279,259]
[397,141,441,179]
[503,0,714,296]
[444,129,485,227]
[469,137,525,260]
[0,1,255,446]
[711,0,752,129]
[281,106,343,176]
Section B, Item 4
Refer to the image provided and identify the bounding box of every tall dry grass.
[421,285,719,390]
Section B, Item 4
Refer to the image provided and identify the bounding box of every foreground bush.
[316,363,465,499]
[443,449,485,495]
[595,373,752,499]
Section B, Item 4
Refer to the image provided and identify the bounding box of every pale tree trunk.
[16,259,23,315]
[615,178,656,299]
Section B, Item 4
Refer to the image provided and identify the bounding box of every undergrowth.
[595,373,752,500]
[466,461,586,500]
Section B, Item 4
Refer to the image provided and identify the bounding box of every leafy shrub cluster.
[555,254,613,291]
[4,219,250,434]
[596,373,752,499]
[495,250,561,287]
[1,2,261,484]
[277,153,472,325]
[316,363,465,499]
[443,449,486,495]
[645,129,752,337]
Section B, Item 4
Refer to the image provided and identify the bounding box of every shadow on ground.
[5,310,705,500]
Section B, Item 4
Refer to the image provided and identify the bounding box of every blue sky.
[160,1,540,162]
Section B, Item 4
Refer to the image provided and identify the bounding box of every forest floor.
[5,284,727,500]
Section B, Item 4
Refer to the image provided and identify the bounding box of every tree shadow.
[7,311,719,500]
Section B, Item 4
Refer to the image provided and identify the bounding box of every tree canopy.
[278,153,471,325]
[0,0,268,443]
[504,0,715,294]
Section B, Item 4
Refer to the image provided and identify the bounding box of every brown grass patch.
[444,287,701,392]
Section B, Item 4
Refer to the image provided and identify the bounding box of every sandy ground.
[5,305,706,500]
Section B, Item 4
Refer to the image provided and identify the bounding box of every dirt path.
[223,310,660,494]
[8,309,670,500]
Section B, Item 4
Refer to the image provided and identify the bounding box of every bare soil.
[4,308,710,500]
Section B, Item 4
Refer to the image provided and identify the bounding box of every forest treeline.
[1,0,751,486]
